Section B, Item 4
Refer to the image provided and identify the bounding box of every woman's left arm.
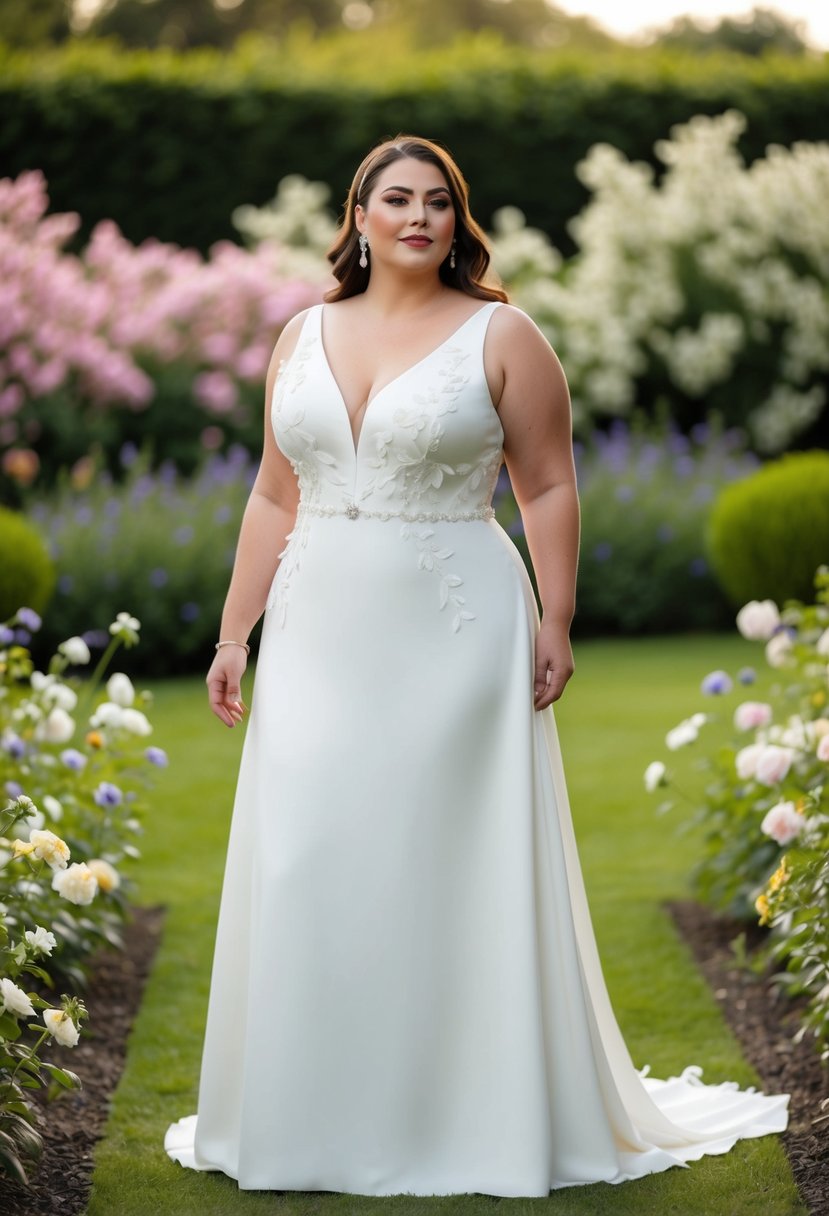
[485,306,580,709]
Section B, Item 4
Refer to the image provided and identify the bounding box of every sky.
[555,1,829,49]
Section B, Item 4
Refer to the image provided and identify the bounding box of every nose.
[409,199,429,226]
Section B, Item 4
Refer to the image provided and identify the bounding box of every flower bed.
[646,569,829,1068]
[0,607,163,1184]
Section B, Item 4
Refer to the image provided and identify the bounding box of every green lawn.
[87,634,805,1216]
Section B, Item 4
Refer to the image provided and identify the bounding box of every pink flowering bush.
[645,567,829,1060]
[0,170,324,491]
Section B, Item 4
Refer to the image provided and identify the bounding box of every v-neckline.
[318,303,495,458]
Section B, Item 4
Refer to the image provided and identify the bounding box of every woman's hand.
[206,648,249,728]
[533,619,574,710]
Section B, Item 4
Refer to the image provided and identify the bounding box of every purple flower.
[701,669,733,695]
[82,630,109,649]
[13,629,30,645]
[2,733,25,759]
[0,625,14,644]
[593,541,613,563]
[737,667,756,685]
[4,781,23,799]
[689,557,708,578]
[120,441,138,467]
[60,748,87,771]
[15,607,41,632]
[174,525,194,546]
[180,602,200,622]
[149,567,168,588]
[214,504,232,525]
[94,781,123,807]
[615,484,635,502]
[145,746,169,768]
[74,506,94,525]
[656,523,674,543]
[58,574,75,595]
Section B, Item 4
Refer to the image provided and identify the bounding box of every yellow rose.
[85,730,104,749]
[768,860,788,893]
[812,718,829,738]
[87,858,120,893]
[755,893,770,926]
[12,839,34,859]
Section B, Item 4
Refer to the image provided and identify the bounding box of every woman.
[165,135,788,1197]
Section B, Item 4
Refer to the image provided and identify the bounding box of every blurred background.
[1,0,827,671]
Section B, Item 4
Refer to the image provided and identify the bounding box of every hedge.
[0,35,827,254]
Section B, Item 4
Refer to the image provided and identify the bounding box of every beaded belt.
[297,501,495,523]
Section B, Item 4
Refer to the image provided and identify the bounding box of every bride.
[164,134,789,1197]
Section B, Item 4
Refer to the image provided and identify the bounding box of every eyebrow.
[379,185,451,195]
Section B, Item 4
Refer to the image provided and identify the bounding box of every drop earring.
[359,234,369,269]
[449,240,456,270]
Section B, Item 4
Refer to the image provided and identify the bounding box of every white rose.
[24,925,57,956]
[121,708,151,736]
[689,712,707,729]
[87,858,120,893]
[665,719,698,750]
[735,744,763,780]
[733,701,773,731]
[780,716,813,750]
[106,673,135,707]
[58,636,91,665]
[43,683,78,712]
[90,701,125,729]
[754,745,795,787]
[760,800,804,846]
[0,977,35,1019]
[766,632,794,669]
[42,1008,80,1047]
[816,628,829,657]
[29,829,70,870]
[51,862,97,905]
[42,795,63,822]
[30,671,56,693]
[16,807,46,840]
[644,761,667,792]
[736,600,780,640]
[35,707,76,744]
[817,734,829,762]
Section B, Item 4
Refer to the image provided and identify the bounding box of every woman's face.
[355,157,456,273]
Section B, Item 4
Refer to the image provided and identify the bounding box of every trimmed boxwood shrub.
[0,505,55,620]
[705,450,829,605]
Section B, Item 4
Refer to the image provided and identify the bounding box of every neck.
[359,267,449,316]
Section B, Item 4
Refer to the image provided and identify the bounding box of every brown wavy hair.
[325,134,508,303]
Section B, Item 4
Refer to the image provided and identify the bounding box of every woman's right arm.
[205,311,308,726]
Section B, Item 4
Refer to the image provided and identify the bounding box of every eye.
[429,198,451,209]
[385,195,408,205]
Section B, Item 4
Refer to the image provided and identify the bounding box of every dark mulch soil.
[0,905,165,1216]
[1,901,826,1214]
[668,899,829,1216]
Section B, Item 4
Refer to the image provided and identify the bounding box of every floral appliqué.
[268,337,346,627]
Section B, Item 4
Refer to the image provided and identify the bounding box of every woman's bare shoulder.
[487,302,560,367]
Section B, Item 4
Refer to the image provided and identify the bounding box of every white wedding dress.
[164,301,788,1196]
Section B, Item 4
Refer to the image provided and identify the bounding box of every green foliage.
[0,508,55,622]
[0,36,827,256]
[706,451,829,605]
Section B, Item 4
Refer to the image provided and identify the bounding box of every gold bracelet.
[215,640,250,655]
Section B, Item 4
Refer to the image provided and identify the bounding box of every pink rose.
[735,744,763,780]
[733,701,773,732]
[760,800,804,846]
[817,734,829,762]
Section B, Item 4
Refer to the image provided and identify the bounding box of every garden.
[1,11,828,1214]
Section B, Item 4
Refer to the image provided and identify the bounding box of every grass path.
[87,634,805,1215]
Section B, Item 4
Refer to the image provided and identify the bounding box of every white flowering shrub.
[0,607,164,1183]
[488,111,829,452]
[645,569,829,1060]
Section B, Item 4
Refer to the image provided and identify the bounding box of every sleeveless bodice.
[272,302,505,522]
